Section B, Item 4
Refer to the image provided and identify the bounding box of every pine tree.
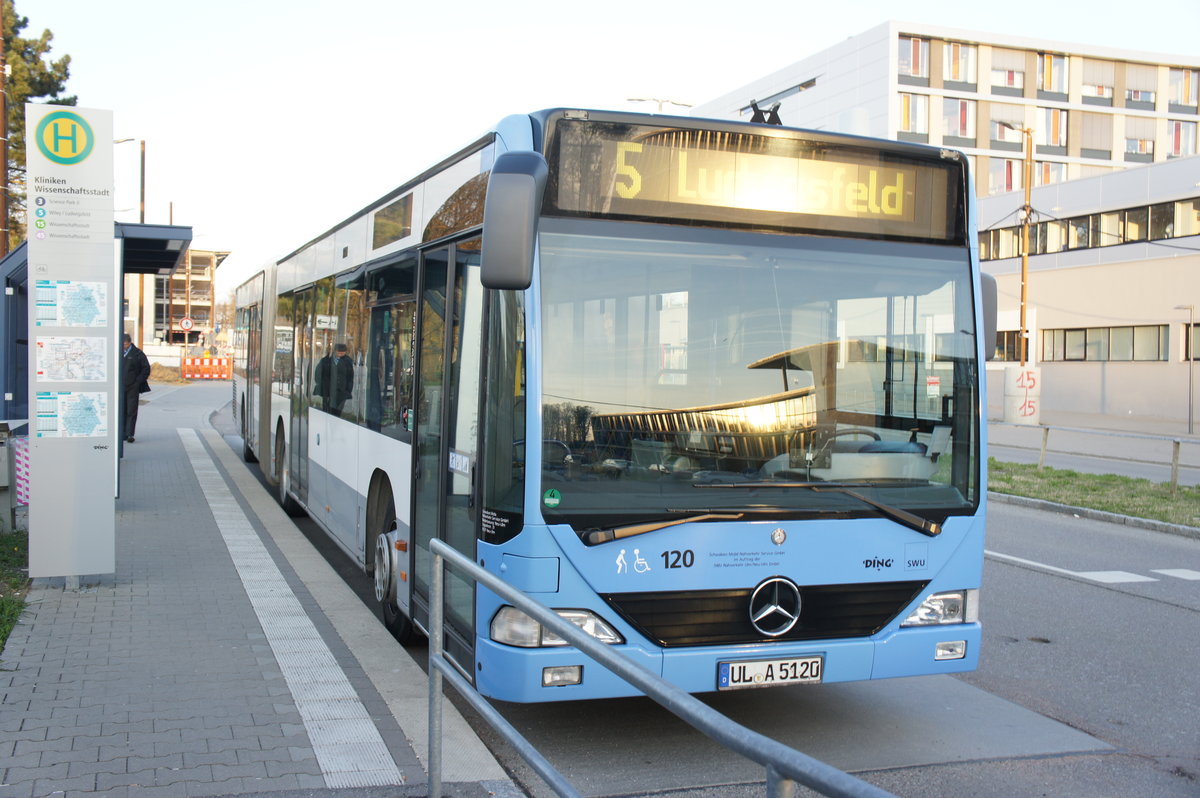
[2,0,75,252]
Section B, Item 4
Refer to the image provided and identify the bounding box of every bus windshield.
[537,221,979,533]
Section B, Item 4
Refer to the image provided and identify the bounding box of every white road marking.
[1074,571,1158,584]
[986,550,1160,584]
[178,428,404,788]
[1151,569,1200,581]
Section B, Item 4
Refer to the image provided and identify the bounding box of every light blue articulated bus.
[234,109,996,703]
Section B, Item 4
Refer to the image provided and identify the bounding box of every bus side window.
[366,258,417,440]
[367,300,416,439]
[336,273,368,424]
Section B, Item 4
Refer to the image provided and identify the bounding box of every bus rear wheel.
[274,427,302,516]
[240,397,257,463]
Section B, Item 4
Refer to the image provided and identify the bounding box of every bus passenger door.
[289,287,313,505]
[412,240,485,674]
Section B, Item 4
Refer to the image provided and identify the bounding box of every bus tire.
[371,481,419,644]
[274,425,302,517]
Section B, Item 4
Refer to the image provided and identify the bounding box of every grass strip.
[0,530,29,654]
[988,458,1200,528]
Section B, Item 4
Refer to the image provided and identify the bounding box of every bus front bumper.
[473,624,981,703]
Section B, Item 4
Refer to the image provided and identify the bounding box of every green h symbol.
[52,121,79,154]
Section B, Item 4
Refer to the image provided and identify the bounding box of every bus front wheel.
[372,483,419,644]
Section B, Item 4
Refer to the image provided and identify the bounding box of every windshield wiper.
[582,513,744,546]
[694,481,941,538]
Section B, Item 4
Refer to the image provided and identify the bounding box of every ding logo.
[35,111,95,165]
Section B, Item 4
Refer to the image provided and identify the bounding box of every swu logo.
[863,558,893,570]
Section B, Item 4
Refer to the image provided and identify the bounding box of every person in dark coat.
[121,333,151,442]
[314,342,354,417]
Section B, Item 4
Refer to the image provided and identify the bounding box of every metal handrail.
[428,538,895,798]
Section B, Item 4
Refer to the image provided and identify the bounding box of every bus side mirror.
[481,151,548,290]
[980,272,998,360]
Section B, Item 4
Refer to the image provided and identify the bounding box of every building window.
[1126,64,1157,107]
[1125,138,1154,155]
[1122,207,1148,241]
[898,36,929,79]
[1168,68,1198,108]
[1066,215,1096,249]
[1134,325,1168,361]
[979,228,1020,260]
[942,98,976,139]
[1038,53,1068,95]
[1175,199,1200,238]
[898,93,929,134]
[989,104,1025,146]
[990,48,1025,94]
[981,197,1200,261]
[1098,212,1121,246]
[993,330,1024,361]
[1187,323,1200,361]
[943,42,977,84]
[1038,108,1067,148]
[1150,203,1175,239]
[1080,112,1113,158]
[997,228,1019,259]
[1124,116,1155,159]
[1042,325,1168,361]
[992,68,1024,91]
[1081,59,1115,104]
[988,158,1023,194]
[1169,120,1197,158]
[1031,220,1067,254]
[1035,161,1066,186]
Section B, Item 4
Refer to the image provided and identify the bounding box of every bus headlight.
[491,607,624,647]
[901,589,979,627]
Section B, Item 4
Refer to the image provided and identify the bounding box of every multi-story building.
[693,21,1200,198]
[124,248,229,348]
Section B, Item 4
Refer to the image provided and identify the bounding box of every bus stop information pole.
[25,105,117,579]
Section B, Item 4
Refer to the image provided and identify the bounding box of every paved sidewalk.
[0,382,517,798]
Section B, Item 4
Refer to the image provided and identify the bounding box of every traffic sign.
[179,317,195,331]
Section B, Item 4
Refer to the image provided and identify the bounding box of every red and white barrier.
[182,357,232,380]
[12,436,30,506]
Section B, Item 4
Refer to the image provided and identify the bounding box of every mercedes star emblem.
[749,577,802,637]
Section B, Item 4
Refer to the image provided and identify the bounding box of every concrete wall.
[985,256,1197,422]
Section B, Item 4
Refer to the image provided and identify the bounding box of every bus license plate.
[718,655,823,690]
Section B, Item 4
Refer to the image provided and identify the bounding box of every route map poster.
[35,279,108,327]
[35,391,110,438]
[35,335,107,382]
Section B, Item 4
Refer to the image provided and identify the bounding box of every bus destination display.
[549,120,960,242]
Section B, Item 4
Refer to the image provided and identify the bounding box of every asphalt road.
[472,501,1199,797]
[210,399,1200,797]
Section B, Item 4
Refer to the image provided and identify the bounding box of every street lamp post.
[997,122,1035,365]
[1178,304,1196,435]
[115,138,147,346]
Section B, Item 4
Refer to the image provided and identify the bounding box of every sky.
[19,0,1200,294]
